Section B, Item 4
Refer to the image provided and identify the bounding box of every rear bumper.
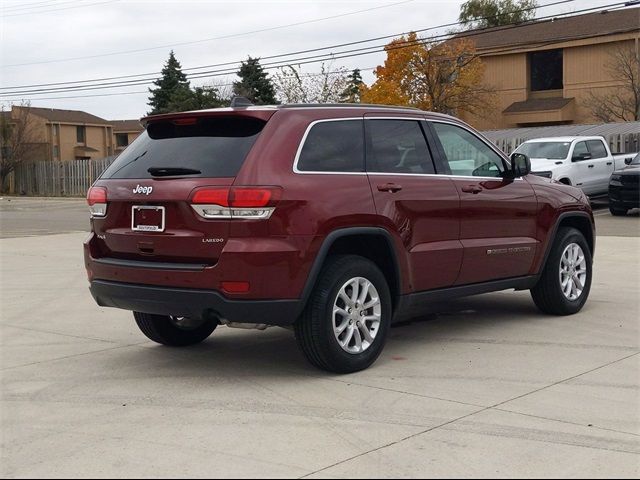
[90,280,301,326]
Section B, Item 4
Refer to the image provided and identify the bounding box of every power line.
[8,67,380,102]
[0,1,626,98]
[1,0,120,17]
[0,0,415,67]
[0,0,578,92]
[2,23,625,102]
[1,0,95,13]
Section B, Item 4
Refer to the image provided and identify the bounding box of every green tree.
[148,51,191,114]
[458,0,537,29]
[233,57,278,105]
[339,69,364,103]
[167,85,230,112]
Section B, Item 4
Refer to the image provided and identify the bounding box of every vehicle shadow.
[104,292,542,379]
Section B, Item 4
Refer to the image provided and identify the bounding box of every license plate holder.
[132,206,165,232]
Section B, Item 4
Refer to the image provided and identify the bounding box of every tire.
[531,227,592,315]
[609,206,628,216]
[134,312,217,346]
[294,255,392,374]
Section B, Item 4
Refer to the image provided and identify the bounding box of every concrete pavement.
[1,229,638,478]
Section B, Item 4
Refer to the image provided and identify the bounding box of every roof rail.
[277,103,423,111]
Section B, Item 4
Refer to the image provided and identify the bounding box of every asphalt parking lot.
[1,197,639,478]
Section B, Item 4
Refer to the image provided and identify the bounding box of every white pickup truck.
[513,136,636,196]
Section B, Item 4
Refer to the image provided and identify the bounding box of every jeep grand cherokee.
[85,102,595,373]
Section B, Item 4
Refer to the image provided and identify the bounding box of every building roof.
[27,106,111,125]
[110,119,144,132]
[467,7,640,51]
[503,97,574,114]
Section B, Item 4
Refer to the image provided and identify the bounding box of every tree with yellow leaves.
[361,32,495,118]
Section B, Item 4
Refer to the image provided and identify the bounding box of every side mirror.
[508,153,531,178]
[625,157,633,166]
[572,152,592,162]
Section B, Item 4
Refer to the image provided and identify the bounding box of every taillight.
[87,186,108,218]
[229,188,274,208]
[192,188,230,206]
[190,186,281,220]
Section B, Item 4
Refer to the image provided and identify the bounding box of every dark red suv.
[85,102,595,373]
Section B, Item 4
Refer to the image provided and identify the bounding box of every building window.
[53,124,59,136]
[76,125,86,143]
[53,146,59,158]
[116,133,129,148]
[530,49,563,91]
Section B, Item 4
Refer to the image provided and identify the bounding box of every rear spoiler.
[141,107,277,127]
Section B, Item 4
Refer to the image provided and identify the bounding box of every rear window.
[297,120,364,172]
[101,117,265,179]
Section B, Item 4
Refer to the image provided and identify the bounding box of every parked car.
[609,153,640,216]
[513,136,635,196]
[85,102,595,373]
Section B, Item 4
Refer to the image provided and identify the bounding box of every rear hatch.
[90,112,273,265]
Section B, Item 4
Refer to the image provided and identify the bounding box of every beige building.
[111,119,144,153]
[460,8,640,130]
[10,106,115,161]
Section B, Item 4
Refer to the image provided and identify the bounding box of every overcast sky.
[1,0,612,120]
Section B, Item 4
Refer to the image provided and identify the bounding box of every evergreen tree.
[339,69,364,103]
[148,51,191,114]
[167,86,229,112]
[233,57,278,105]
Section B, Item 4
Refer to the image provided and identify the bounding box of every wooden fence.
[6,157,115,197]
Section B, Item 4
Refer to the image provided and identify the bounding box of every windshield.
[101,116,266,179]
[631,153,640,166]
[515,141,571,160]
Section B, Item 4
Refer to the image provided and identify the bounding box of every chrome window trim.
[292,116,522,181]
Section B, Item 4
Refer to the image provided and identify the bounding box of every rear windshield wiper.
[147,167,202,177]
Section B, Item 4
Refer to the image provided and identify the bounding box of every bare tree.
[0,103,40,193]
[583,45,639,122]
[273,62,350,104]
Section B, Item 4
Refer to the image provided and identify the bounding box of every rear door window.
[587,140,608,159]
[101,116,266,179]
[296,120,364,173]
[366,120,436,174]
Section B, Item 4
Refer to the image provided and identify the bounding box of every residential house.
[459,7,640,130]
[111,119,144,153]
[8,106,114,161]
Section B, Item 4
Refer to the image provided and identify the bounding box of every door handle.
[607,162,613,166]
[461,185,483,194]
[377,183,403,193]
[588,165,595,168]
